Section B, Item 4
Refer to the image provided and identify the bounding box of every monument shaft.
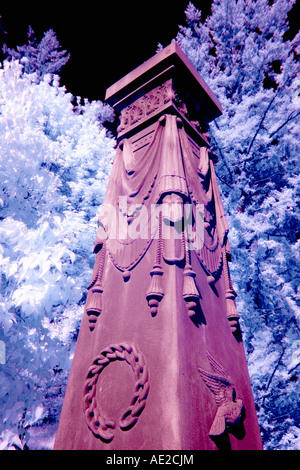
[54,43,263,450]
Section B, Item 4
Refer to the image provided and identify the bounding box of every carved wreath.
[83,343,150,442]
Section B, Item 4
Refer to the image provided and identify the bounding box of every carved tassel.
[198,147,210,180]
[222,245,240,335]
[86,243,106,331]
[206,247,215,285]
[207,274,216,285]
[146,264,164,317]
[146,210,164,317]
[183,230,200,318]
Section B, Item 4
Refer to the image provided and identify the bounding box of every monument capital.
[105,42,222,143]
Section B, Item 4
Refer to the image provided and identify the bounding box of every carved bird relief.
[198,352,244,438]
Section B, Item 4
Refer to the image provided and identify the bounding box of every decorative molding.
[87,116,235,330]
[116,78,205,138]
[161,192,186,264]
[183,224,201,319]
[83,343,150,443]
[222,245,240,335]
[117,79,176,135]
[86,243,106,331]
[146,209,164,317]
[198,352,245,438]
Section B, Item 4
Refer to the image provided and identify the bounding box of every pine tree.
[2,26,70,80]
[177,0,300,449]
[0,59,114,449]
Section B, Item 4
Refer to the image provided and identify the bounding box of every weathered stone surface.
[54,44,263,450]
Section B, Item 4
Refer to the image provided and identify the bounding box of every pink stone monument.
[54,43,263,450]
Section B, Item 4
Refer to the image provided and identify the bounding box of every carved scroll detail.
[198,352,244,438]
[83,343,150,443]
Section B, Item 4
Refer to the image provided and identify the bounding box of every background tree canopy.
[0,0,299,450]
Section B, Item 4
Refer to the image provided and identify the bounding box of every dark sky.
[0,1,298,103]
[0,1,211,101]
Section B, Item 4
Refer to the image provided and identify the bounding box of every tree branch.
[265,348,286,394]
[210,133,234,183]
[215,173,234,189]
[270,110,300,138]
[247,91,279,156]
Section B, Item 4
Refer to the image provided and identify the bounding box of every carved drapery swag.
[86,114,239,329]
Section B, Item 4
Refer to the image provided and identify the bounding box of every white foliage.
[177,0,300,449]
[0,59,115,449]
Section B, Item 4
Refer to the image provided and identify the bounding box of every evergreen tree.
[0,3,299,450]
[177,0,300,449]
[2,26,70,80]
[0,59,114,449]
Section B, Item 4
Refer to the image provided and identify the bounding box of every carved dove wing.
[206,351,229,378]
[197,367,233,406]
[198,351,236,406]
[198,352,245,438]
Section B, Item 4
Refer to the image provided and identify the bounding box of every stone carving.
[86,242,106,331]
[117,79,177,134]
[182,218,201,319]
[54,44,263,451]
[88,115,240,327]
[198,352,244,438]
[83,343,150,443]
[161,192,186,264]
[146,209,164,317]
[222,244,240,336]
[116,75,207,137]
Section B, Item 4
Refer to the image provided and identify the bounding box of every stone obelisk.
[54,43,263,450]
